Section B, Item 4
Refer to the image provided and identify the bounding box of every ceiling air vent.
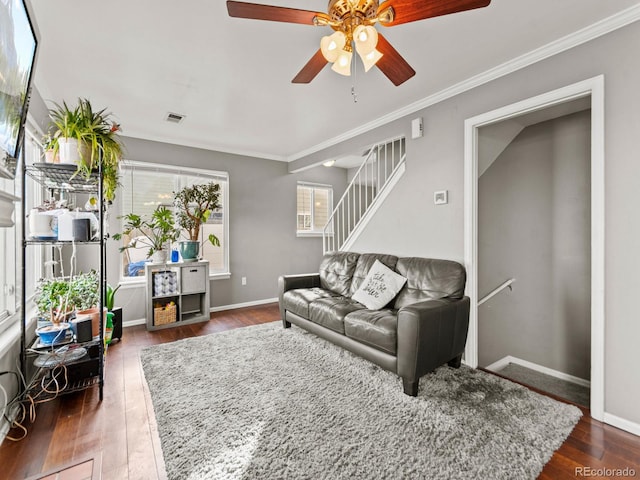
[165,112,185,124]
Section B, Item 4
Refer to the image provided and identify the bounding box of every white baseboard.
[210,298,278,313]
[122,318,146,328]
[485,355,590,388]
[122,298,278,329]
[603,412,640,437]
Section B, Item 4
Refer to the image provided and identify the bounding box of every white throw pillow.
[352,260,407,310]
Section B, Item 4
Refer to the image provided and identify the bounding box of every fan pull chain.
[351,42,358,103]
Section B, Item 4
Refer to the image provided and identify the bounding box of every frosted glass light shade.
[320,31,347,63]
[354,25,378,56]
[359,48,383,72]
[331,50,352,76]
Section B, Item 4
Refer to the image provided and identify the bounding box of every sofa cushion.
[319,251,360,296]
[349,253,399,296]
[282,288,340,318]
[394,257,466,309]
[309,297,366,334]
[344,309,398,355]
[352,260,407,310]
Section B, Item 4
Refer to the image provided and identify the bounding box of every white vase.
[58,137,80,165]
[58,138,92,167]
[151,249,168,264]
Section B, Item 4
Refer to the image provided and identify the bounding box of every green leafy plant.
[173,182,221,247]
[48,98,123,201]
[113,206,180,258]
[35,271,99,323]
[106,283,121,311]
[69,271,100,311]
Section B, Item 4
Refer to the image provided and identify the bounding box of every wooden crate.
[154,304,177,326]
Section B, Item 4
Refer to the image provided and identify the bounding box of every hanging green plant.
[48,98,123,201]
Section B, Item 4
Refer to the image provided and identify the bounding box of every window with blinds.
[297,183,333,236]
[119,162,229,279]
[1,124,43,332]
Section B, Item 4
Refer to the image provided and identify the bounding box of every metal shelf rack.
[20,161,107,401]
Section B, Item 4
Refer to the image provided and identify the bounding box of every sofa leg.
[448,354,462,368]
[282,319,291,329]
[402,377,419,396]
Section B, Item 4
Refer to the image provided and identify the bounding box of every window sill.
[119,271,232,287]
[0,308,37,359]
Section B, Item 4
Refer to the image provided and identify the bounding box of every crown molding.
[121,130,288,162]
[286,4,640,162]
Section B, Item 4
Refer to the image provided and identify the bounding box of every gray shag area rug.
[140,322,582,480]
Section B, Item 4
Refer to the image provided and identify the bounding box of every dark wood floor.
[1,303,638,479]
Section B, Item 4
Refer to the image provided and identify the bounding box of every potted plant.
[48,98,123,201]
[35,277,74,325]
[173,182,221,262]
[114,206,180,263]
[34,271,100,343]
[106,283,123,341]
[68,270,103,338]
[42,133,59,163]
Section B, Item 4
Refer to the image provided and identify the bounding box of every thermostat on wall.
[434,190,448,205]
[411,117,423,139]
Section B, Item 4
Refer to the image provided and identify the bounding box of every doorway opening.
[463,76,605,420]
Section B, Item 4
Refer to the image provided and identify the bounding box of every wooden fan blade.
[292,49,328,83]
[378,0,491,27]
[227,1,321,25]
[375,34,415,86]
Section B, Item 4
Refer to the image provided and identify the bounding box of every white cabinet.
[145,260,210,330]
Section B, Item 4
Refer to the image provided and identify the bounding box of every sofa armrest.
[278,273,321,294]
[396,297,470,381]
[278,273,321,320]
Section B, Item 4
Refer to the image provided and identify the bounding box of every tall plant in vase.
[173,182,221,262]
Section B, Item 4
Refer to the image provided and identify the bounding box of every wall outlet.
[241,276,247,286]
[434,190,448,205]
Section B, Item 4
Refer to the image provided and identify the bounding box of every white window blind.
[119,162,229,279]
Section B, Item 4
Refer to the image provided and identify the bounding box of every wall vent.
[165,112,185,123]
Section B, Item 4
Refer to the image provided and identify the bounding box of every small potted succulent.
[173,182,221,262]
[114,206,180,263]
[42,133,59,163]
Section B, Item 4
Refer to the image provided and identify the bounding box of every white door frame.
[463,76,605,421]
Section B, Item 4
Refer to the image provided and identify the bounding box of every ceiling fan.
[227,0,491,86]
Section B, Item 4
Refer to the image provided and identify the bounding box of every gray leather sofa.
[278,252,470,396]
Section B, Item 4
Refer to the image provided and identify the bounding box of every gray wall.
[109,138,348,322]
[477,111,591,380]
[295,22,640,425]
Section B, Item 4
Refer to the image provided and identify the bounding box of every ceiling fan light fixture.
[359,48,383,72]
[331,49,352,76]
[353,25,378,56]
[320,31,346,63]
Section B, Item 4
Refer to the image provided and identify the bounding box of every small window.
[297,183,333,236]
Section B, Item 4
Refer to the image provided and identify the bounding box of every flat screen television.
[0,0,39,179]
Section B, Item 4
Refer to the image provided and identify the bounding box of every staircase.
[323,136,406,253]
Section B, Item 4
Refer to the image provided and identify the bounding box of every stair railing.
[323,136,406,253]
[478,278,516,306]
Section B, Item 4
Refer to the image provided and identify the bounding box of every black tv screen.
[0,0,38,178]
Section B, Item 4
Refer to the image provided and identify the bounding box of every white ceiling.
[29,0,640,162]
